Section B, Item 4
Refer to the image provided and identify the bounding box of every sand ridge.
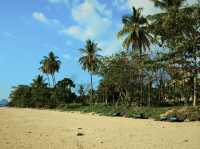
[0,108,200,149]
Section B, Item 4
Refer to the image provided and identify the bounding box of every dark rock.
[77,132,84,136]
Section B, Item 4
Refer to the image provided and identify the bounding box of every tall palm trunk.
[90,73,93,103]
[46,75,50,87]
[51,74,56,87]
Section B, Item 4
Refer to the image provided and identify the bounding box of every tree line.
[9,0,199,108]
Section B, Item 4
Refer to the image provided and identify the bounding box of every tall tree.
[78,39,101,102]
[30,75,50,108]
[118,6,152,105]
[118,7,152,55]
[51,78,76,106]
[149,0,200,106]
[40,51,61,86]
[31,75,47,89]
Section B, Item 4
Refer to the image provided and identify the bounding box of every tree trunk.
[148,80,152,107]
[47,75,50,87]
[138,49,143,106]
[141,77,143,106]
[105,90,108,105]
[90,73,93,103]
[193,75,197,107]
[193,49,197,107]
[51,74,56,87]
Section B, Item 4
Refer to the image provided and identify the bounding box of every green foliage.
[9,76,77,108]
[78,39,101,73]
[51,78,76,106]
[118,6,152,54]
[40,51,61,86]
[9,85,32,107]
[59,103,170,118]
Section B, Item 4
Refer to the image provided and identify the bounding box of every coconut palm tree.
[118,6,152,56]
[40,57,50,86]
[118,6,152,105]
[40,51,61,87]
[31,75,47,89]
[78,39,101,102]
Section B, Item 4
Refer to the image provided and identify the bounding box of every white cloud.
[44,0,131,55]
[33,12,49,24]
[63,26,81,38]
[62,0,112,41]
[32,12,63,29]
[60,0,122,55]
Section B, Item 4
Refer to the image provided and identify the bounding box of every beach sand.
[0,107,200,149]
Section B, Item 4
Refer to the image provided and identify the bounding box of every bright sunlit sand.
[0,108,200,149]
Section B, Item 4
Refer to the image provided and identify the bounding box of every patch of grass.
[58,103,172,119]
[57,103,200,121]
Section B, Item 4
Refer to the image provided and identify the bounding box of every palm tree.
[31,75,47,89]
[118,6,152,105]
[78,39,101,102]
[118,6,152,56]
[40,57,50,86]
[40,51,61,87]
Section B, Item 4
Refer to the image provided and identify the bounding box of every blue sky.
[0,0,197,99]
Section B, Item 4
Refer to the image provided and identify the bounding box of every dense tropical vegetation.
[9,0,199,120]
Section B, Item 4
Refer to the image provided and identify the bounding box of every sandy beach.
[0,108,200,149]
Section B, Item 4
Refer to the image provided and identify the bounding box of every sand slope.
[0,108,200,149]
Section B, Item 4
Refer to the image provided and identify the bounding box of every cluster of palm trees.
[77,0,199,107]
[9,0,199,108]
